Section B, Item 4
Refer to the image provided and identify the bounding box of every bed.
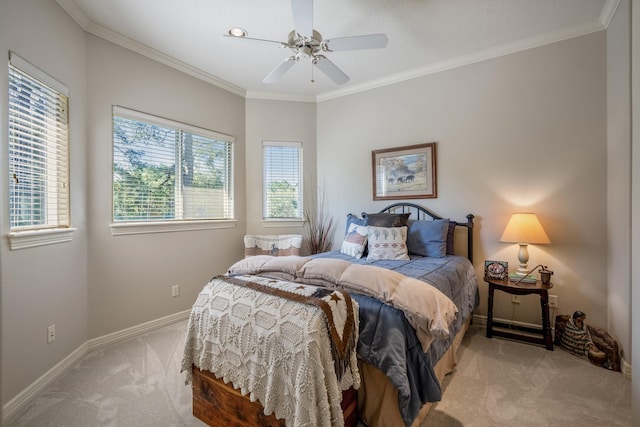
[181,203,478,427]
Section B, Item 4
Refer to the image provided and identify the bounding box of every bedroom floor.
[5,320,631,427]
[427,326,631,427]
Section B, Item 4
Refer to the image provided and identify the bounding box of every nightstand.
[485,277,554,350]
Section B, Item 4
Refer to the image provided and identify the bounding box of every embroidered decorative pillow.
[406,219,449,257]
[340,223,368,259]
[366,226,409,261]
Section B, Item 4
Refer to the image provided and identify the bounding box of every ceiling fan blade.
[263,57,297,84]
[223,34,287,47]
[324,34,388,52]
[313,56,350,85]
[291,0,313,38]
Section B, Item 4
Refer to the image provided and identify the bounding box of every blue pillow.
[406,219,449,257]
[345,213,366,235]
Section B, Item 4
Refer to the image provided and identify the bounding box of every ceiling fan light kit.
[226,0,388,85]
[228,27,248,38]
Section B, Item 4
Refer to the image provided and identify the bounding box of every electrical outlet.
[511,295,521,304]
[172,285,180,297]
[549,295,558,308]
[47,325,55,344]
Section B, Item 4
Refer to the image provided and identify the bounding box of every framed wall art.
[372,142,437,200]
[484,260,509,281]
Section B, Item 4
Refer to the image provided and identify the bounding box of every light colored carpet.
[425,326,631,427]
[7,320,205,427]
[6,320,631,426]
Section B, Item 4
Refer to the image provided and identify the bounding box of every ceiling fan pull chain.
[311,61,315,83]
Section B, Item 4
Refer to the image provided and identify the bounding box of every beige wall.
[0,0,89,404]
[606,0,632,370]
[630,0,640,423]
[1,0,247,407]
[245,99,316,241]
[86,35,246,338]
[318,32,609,330]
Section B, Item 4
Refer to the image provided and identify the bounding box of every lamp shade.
[500,213,550,244]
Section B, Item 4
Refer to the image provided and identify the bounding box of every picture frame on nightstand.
[484,260,509,281]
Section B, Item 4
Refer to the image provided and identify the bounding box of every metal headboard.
[378,202,475,264]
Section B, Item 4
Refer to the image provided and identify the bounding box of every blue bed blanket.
[310,251,478,321]
[311,251,479,425]
[354,293,441,426]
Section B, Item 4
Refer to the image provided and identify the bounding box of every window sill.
[8,228,78,250]
[110,219,237,236]
[261,219,305,228]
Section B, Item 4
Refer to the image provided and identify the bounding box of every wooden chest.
[192,366,357,427]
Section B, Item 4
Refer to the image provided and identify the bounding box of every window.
[8,52,70,232]
[112,107,234,223]
[263,141,302,219]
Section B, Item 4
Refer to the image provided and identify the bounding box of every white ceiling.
[57,0,616,102]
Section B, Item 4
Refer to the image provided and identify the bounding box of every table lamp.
[500,213,551,279]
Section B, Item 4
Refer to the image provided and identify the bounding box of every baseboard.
[472,313,487,327]
[2,309,191,424]
[472,313,553,332]
[87,309,191,351]
[621,358,632,380]
[1,341,89,423]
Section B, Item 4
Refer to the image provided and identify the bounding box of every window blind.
[8,52,70,231]
[112,107,234,222]
[263,141,303,219]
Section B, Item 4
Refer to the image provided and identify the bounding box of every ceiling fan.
[224,0,388,85]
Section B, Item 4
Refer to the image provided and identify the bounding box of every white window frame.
[110,106,236,236]
[262,140,304,225]
[7,52,76,250]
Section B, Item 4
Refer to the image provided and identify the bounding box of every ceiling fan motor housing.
[287,30,323,58]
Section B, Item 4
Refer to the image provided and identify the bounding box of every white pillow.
[340,223,368,258]
[366,226,409,261]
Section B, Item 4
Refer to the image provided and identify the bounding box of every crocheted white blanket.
[228,255,460,352]
[181,274,360,427]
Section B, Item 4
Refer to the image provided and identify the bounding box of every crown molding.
[599,0,622,28]
[317,19,606,102]
[56,0,90,29]
[245,90,316,103]
[57,0,612,104]
[85,22,246,97]
[56,0,245,97]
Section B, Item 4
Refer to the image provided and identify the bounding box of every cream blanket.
[181,273,360,427]
[227,255,459,351]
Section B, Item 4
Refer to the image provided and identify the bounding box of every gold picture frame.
[372,142,437,200]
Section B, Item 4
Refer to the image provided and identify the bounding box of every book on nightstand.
[509,273,537,284]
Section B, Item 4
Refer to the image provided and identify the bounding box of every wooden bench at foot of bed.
[191,366,358,427]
